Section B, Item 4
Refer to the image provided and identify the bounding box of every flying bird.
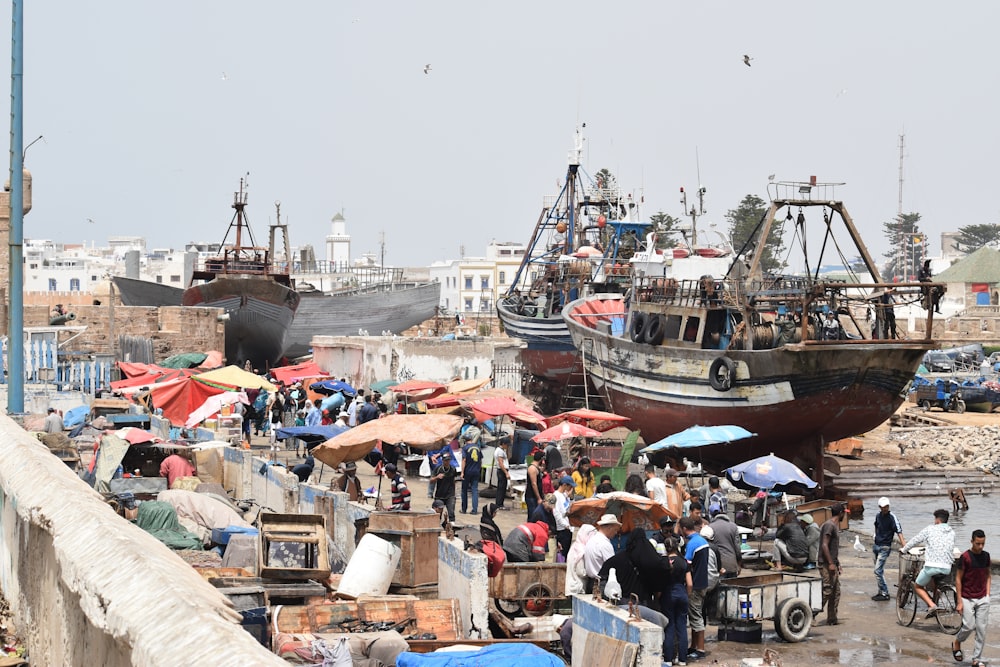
[836,88,848,98]
[743,54,753,67]
[767,174,775,182]
[86,218,95,224]
[423,64,432,74]
[221,72,228,81]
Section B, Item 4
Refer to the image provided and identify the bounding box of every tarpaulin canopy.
[184,391,249,428]
[641,425,756,453]
[111,364,201,390]
[312,414,464,469]
[114,427,162,445]
[310,380,357,396]
[547,408,630,433]
[461,396,548,428]
[159,352,208,369]
[150,377,230,427]
[725,453,817,490]
[389,380,447,400]
[446,378,492,395]
[274,424,348,445]
[194,365,276,391]
[270,361,325,386]
[530,421,601,443]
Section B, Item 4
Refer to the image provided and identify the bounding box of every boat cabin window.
[683,316,700,342]
[664,314,683,340]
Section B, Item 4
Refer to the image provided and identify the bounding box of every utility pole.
[8,0,24,414]
[896,134,905,280]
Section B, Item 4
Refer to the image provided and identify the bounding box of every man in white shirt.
[553,476,575,560]
[347,391,364,427]
[644,464,667,509]
[583,514,621,593]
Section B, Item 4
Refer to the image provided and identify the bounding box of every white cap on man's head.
[878,497,890,508]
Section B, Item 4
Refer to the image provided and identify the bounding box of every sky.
[4,2,1000,268]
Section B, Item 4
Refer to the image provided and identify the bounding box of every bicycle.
[895,550,961,634]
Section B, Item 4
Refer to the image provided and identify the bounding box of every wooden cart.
[715,572,822,643]
[489,562,566,617]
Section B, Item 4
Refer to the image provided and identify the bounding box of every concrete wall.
[438,536,490,639]
[571,595,662,667]
[0,415,283,666]
[311,335,523,390]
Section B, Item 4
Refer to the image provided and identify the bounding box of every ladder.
[558,337,614,412]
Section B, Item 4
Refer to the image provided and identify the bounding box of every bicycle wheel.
[934,586,962,634]
[896,580,917,626]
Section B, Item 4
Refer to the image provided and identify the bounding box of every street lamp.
[21,134,43,161]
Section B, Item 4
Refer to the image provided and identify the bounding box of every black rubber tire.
[934,586,962,634]
[522,298,537,318]
[629,312,647,343]
[708,356,736,392]
[955,400,966,414]
[918,400,931,411]
[774,597,812,643]
[896,580,916,626]
[643,314,666,346]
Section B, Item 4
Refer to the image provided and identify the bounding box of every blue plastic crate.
[211,525,259,545]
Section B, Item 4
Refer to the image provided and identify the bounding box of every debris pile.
[889,425,1000,469]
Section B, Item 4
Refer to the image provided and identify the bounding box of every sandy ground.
[250,412,1000,665]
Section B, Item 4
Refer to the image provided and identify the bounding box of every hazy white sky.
[5,2,999,267]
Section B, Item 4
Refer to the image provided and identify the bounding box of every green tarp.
[135,501,203,550]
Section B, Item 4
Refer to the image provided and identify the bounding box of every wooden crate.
[367,511,441,587]
[273,598,461,640]
[794,499,849,530]
[258,513,331,581]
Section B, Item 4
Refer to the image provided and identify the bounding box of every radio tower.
[896,134,905,280]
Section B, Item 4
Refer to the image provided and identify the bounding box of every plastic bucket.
[337,533,402,599]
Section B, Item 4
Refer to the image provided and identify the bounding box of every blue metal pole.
[8,0,24,413]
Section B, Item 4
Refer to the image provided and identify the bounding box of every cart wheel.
[774,597,812,643]
[519,583,555,617]
[496,598,522,618]
[918,400,931,411]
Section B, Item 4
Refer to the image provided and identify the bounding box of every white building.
[325,211,351,269]
[429,240,526,313]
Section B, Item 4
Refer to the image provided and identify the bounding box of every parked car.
[923,351,955,373]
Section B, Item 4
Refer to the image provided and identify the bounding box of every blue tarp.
[397,643,564,667]
[320,393,346,412]
[725,453,818,490]
[274,425,348,444]
[63,405,89,429]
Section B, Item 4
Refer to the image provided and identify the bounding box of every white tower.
[325,211,351,269]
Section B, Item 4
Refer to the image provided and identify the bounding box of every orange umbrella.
[311,414,464,469]
[530,421,601,443]
[547,408,630,433]
[568,491,677,533]
[461,396,547,428]
[389,380,448,401]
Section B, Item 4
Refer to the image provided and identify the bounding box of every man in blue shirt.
[358,395,380,424]
[682,516,710,661]
[871,496,906,601]
[460,431,483,515]
[304,399,323,427]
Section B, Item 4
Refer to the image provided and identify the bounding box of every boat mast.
[566,124,583,253]
[233,177,248,251]
[679,184,707,248]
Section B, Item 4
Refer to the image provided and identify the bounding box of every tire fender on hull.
[642,314,665,346]
[709,356,736,392]
[629,312,647,343]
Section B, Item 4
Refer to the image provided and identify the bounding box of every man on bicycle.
[900,509,956,619]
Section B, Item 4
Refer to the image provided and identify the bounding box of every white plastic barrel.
[337,533,402,599]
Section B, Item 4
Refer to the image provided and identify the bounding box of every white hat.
[596,513,622,527]
[700,525,715,540]
[877,497,890,508]
[551,614,570,630]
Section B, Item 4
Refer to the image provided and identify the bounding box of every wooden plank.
[582,632,638,667]
[274,598,461,640]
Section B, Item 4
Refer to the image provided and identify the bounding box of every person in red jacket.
[503,520,550,562]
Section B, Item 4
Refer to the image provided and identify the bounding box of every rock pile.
[889,425,1000,470]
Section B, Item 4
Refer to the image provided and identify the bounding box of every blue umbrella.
[310,380,357,397]
[724,453,817,490]
[640,425,756,453]
[275,425,348,445]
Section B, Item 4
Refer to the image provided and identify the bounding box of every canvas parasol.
[531,421,601,443]
[311,414,464,469]
[568,491,676,533]
[461,396,547,428]
[546,408,630,433]
[194,365,276,392]
[640,425,756,453]
[724,453,817,491]
[389,380,448,401]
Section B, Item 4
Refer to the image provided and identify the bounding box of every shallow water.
[848,491,996,549]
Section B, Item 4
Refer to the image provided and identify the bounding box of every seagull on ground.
[743,54,753,67]
[423,64,432,74]
[853,535,865,556]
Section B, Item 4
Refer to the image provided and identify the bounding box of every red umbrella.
[547,408,630,433]
[531,421,601,443]
[462,396,548,428]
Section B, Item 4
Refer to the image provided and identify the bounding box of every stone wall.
[571,595,663,667]
[438,535,490,638]
[0,415,283,666]
[16,304,224,361]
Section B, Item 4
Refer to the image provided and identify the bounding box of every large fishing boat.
[181,179,300,370]
[496,127,650,397]
[563,179,940,480]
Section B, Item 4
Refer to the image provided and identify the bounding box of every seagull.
[767,174,775,182]
[743,54,753,67]
[86,218,94,224]
[423,64,432,74]
[221,72,228,81]
[935,482,941,490]
[836,88,848,98]
[853,535,865,555]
